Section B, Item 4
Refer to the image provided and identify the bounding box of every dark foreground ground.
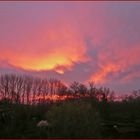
[0,97,140,138]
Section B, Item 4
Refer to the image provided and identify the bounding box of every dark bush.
[46,101,101,138]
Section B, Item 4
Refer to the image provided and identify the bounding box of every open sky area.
[0,1,140,94]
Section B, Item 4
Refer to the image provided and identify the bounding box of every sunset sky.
[0,2,140,94]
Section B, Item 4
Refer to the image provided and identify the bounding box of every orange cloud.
[89,43,140,84]
[0,23,90,73]
[90,63,121,84]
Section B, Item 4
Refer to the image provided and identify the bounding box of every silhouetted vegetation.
[0,74,140,138]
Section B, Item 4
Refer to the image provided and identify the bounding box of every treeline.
[0,74,67,104]
[0,74,140,105]
[1,74,140,138]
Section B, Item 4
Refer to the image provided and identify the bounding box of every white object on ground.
[37,120,49,127]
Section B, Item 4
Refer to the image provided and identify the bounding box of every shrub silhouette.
[46,101,101,138]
